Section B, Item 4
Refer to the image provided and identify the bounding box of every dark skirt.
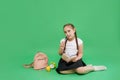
[56,58,86,73]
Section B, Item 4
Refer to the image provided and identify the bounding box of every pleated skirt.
[56,58,86,73]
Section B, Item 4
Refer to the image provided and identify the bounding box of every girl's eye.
[68,30,71,32]
[64,31,67,33]
[64,30,71,33]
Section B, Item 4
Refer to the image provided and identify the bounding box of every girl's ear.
[73,28,76,33]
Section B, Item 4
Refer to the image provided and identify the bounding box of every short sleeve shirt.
[60,38,83,57]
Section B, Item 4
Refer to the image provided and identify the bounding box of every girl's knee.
[75,67,86,74]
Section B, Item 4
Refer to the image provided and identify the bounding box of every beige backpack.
[24,52,48,70]
[33,52,48,69]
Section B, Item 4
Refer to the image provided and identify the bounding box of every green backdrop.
[0,0,120,80]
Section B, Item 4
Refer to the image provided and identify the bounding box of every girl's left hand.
[71,57,78,62]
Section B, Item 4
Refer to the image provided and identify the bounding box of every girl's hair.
[63,23,79,54]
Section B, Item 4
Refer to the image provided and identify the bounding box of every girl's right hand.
[60,41,65,50]
[59,41,65,55]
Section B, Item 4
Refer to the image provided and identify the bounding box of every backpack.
[33,52,48,70]
[23,52,48,70]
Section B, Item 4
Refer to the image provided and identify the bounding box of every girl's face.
[64,25,75,40]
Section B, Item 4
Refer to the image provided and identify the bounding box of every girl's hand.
[62,54,70,63]
[59,41,65,55]
[72,57,79,62]
[60,41,65,50]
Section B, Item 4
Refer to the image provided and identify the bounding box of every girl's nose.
[66,32,69,36]
[66,33,70,37]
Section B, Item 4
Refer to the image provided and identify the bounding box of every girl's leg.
[75,65,94,74]
[60,70,75,74]
[75,65,107,74]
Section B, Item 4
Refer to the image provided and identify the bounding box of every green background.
[0,0,120,80]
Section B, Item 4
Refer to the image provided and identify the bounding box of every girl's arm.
[58,41,65,55]
[72,43,83,62]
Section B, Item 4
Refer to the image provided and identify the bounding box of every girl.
[56,23,107,74]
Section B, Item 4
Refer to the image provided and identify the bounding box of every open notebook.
[62,54,77,63]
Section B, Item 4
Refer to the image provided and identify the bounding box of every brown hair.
[63,23,79,54]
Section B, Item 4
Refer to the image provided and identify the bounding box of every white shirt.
[60,38,83,57]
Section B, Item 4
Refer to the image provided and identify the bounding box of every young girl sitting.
[56,23,107,74]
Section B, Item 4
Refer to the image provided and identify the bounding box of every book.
[62,54,77,63]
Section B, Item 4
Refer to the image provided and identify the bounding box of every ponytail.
[75,32,79,55]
